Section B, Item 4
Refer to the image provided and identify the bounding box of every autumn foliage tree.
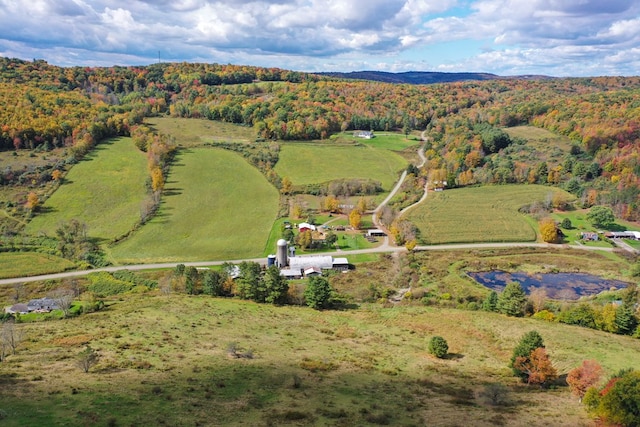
[513,347,557,386]
[349,209,362,230]
[539,218,559,243]
[567,360,603,399]
[24,191,40,211]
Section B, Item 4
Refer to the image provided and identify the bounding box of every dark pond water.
[468,271,633,300]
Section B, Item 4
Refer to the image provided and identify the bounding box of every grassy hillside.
[0,252,75,279]
[274,142,407,190]
[109,148,279,263]
[24,138,148,241]
[146,117,256,145]
[406,185,574,244]
[1,293,637,426]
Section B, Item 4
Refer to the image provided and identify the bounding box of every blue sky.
[1,0,639,76]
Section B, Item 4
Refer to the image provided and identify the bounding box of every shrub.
[584,370,640,426]
[428,336,449,358]
[533,309,556,321]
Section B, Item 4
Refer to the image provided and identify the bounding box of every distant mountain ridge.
[318,70,553,84]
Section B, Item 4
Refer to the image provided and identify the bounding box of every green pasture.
[333,131,423,151]
[406,185,574,245]
[552,210,639,247]
[109,148,278,263]
[1,292,638,426]
[145,117,255,145]
[24,138,148,241]
[0,252,75,279]
[275,142,407,190]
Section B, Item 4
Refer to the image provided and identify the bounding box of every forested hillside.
[1,57,640,222]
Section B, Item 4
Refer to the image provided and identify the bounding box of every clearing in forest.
[109,148,279,263]
[145,117,256,146]
[406,184,574,244]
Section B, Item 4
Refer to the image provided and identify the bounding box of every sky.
[0,0,639,76]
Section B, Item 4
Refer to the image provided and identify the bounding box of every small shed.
[280,269,303,280]
[304,267,322,277]
[367,229,386,237]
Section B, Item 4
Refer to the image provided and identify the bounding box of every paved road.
[0,241,618,286]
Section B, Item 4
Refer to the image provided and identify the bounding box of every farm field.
[145,117,256,146]
[24,137,148,242]
[1,293,638,426]
[406,185,574,245]
[109,148,279,263]
[0,252,75,279]
[274,142,407,190]
[333,131,423,151]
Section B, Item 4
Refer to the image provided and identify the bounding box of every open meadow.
[24,138,148,242]
[145,117,256,146]
[332,131,423,152]
[1,292,638,426]
[405,185,574,245]
[274,142,407,191]
[108,148,279,263]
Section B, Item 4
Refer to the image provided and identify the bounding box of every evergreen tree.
[497,282,527,317]
[263,266,289,305]
[510,331,545,382]
[428,336,449,359]
[615,284,638,335]
[304,276,333,310]
[482,290,498,312]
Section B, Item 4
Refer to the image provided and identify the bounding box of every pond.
[468,271,633,300]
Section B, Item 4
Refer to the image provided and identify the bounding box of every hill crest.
[318,70,553,84]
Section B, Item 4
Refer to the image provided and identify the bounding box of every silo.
[267,254,276,267]
[276,239,288,267]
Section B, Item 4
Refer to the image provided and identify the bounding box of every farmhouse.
[5,298,60,314]
[27,297,59,312]
[354,130,374,139]
[581,232,599,241]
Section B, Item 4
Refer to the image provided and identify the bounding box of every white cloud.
[0,0,638,76]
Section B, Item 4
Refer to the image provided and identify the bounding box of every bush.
[428,336,449,358]
[584,370,640,426]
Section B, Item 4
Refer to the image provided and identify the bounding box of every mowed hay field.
[274,142,407,190]
[407,185,574,244]
[0,252,75,279]
[1,294,638,426]
[146,117,256,146]
[24,137,148,241]
[109,148,278,263]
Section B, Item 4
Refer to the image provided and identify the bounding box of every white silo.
[276,239,288,267]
